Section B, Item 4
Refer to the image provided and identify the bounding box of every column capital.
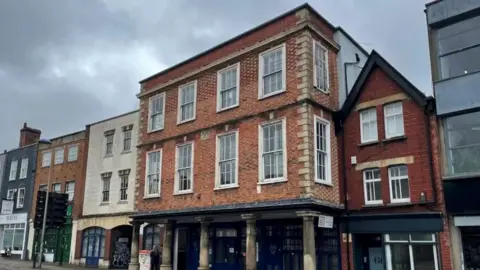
[241,213,260,221]
[296,210,321,218]
[195,216,213,224]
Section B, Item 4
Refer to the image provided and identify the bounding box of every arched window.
[143,224,161,250]
[81,227,106,266]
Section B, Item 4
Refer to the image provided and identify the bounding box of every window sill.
[67,160,78,163]
[258,179,287,185]
[387,201,412,207]
[362,202,384,208]
[121,150,132,155]
[147,127,164,134]
[314,180,333,187]
[174,191,194,196]
[143,195,160,200]
[118,200,128,204]
[177,118,196,125]
[382,135,406,144]
[217,104,239,113]
[258,89,286,100]
[99,202,109,205]
[104,154,113,159]
[214,185,239,191]
[358,140,380,147]
[314,86,329,94]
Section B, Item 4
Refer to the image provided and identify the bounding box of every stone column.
[297,211,319,270]
[128,223,140,270]
[196,217,211,270]
[242,214,258,270]
[160,222,174,270]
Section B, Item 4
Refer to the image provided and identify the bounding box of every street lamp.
[37,138,52,268]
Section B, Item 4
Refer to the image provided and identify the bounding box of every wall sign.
[0,213,27,224]
[317,215,333,228]
[1,200,13,215]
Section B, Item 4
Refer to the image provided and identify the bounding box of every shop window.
[384,233,438,270]
[143,224,161,250]
[1,223,25,252]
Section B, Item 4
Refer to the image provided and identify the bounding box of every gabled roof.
[339,50,429,120]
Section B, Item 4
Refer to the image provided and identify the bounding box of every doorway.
[354,234,384,270]
[82,227,105,267]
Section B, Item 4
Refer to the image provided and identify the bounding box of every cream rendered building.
[73,110,138,268]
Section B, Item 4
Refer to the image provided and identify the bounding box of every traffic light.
[34,190,47,229]
[48,193,68,228]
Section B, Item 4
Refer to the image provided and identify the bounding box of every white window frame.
[9,160,17,181]
[65,181,75,201]
[102,177,110,202]
[6,189,15,200]
[384,233,439,270]
[314,116,331,185]
[145,149,162,197]
[54,148,64,165]
[360,107,378,143]
[217,63,240,112]
[174,142,194,194]
[313,40,329,93]
[148,92,166,132]
[42,151,51,168]
[258,118,288,183]
[258,43,287,99]
[120,174,129,201]
[388,165,411,203]
[177,81,197,124]
[19,158,28,179]
[105,134,114,156]
[363,168,383,205]
[52,183,61,193]
[67,145,79,162]
[215,130,239,189]
[123,130,132,152]
[384,102,405,138]
[16,188,25,209]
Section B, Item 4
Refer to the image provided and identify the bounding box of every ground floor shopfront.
[0,213,29,259]
[342,212,448,270]
[74,214,133,269]
[130,201,343,270]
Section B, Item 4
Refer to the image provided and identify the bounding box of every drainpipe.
[424,97,438,204]
[340,118,351,270]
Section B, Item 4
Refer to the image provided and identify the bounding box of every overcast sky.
[0,0,432,151]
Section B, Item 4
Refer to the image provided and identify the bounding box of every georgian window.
[9,160,17,181]
[258,44,286,98]
[101,172,112,202]
[178,82,196,123]
[216,131,238,188]
[148,93,165,132]
[259,119,286,183]
[175,143,194,193]
[54,148,64,164]
[16,188,25,208]
[313,41,329,92]
[217,64,240,111]
[68,145,78,162]
[146,150,161,197]
[42,151,51,167]
[314,117,331,184]
[19,158,28,179]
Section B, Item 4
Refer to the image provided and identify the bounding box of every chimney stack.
[19,122,41,147]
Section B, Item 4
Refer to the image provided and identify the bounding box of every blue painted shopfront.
[175,219,340,270]
[82,227,106,267]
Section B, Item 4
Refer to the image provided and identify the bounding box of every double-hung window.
[16,188,25,209]
[385,233,439,270]
[216,131,238,188]
[384,102,404,138]
[9,160,17,181]
[101,172,111,203]
[68,145,78,162]
[363,169,382,205]
[259,119,286,183]
[178,82,196,123]
[149,93,165,132]
[360,108,378,143]
[7,189,15,200]
[389,165,410,203]
[313,41,329,92]
[146,150,161,197]
[105,131,114,156]
[217,64,240,111]
[314,117,331,184]
[122,125,133,152]
[175,143,193,193]
[52,183,61,193]
[66,181,75,201]
[259,44,286,98]
[19,158,28,179]
[42,151,51,167]
[54,148,64,164]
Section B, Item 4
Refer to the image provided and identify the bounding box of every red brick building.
[129,4,367,270]
[337,51,452,270]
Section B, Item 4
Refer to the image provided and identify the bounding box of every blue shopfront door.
[82,227,105,267]
[213,237,241,270]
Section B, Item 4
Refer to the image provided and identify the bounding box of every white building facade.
[73,110,138,269]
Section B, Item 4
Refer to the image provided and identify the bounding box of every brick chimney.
[19,122,41,147]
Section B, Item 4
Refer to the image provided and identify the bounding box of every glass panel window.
[363,169,382,204]
[105,134,114,155]
[123,130,132,152]
[1,223,25,251]
[217,132,238,187]
[388,165,410,203]
[65,181,75,201]
[179,82,196,122]
[260,45,285,97]
[54,148,64,164]
[146,151,161,196]
[16,188,25,208]
[19,158,28,179]
[385,233,438,270]
[384,102,404,138]
[315,118,330,183]
[101,176,110,202]
[260,120,285,182]
[217,64,239,110]
[143,225,161,250]
[9,160,17,180]
[120,175,128,201]
[314,42,329,92]
[52,183,61,193]
[149,93,165,131]
[7,189,15,200]
[360,108,378,143]
[176,143,193,192]
[440,46,480,79]
[42,151,51,167]
[445,111,480,176]
[68,145,78,162]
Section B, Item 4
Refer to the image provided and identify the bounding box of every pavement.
[0,258,84,270]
